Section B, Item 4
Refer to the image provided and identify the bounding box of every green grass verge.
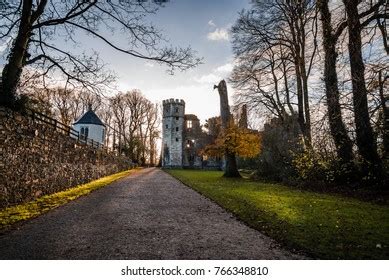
[0,169,138,230]
[166,169,389,259]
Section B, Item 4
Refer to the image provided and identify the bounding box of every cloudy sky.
[0,0,251,122]
[111,0,251,122]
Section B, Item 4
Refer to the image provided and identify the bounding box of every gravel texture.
[0,168,305,259]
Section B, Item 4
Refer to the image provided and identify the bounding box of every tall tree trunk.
[343,0,382,176]
[1,0,33,108]
[286,11,306,141]
[377,19,389,55]
[294,58,307,140]
[118,126,122,155]
[270,54,287,119]
[378,70,388,159]
[290,25,309,146]
[113,124,117,152]
[295,7,312,146]
[300,61,311,145]
[280,47,295,115]
[281,2,312,146]
[318,0,354,165]
[214,80,241,178]
[149,136,155,166]
[300,58,311,145]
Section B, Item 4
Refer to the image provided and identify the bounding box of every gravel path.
[0,168,304,259]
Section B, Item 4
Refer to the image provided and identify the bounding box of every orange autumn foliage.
[202,123,261,159]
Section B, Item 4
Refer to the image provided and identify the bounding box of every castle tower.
[162,99,185,167]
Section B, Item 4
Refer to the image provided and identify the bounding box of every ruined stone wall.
[0,107,133,210]
[183,114,202,168]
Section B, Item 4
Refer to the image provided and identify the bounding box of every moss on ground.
[166,169,389,259]
[0,169,138,230]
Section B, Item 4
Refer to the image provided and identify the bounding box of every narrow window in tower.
[176,117,179,120]
[175,107,179,113]
[187,120,192,128]
[176,138,179,142]
[176,127,179,131]
[166,124,168,129]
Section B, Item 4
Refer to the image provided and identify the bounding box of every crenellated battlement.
[162,98,185,118]
[162,98,185,105]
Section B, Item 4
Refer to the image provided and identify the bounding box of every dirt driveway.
[0,168,304,259]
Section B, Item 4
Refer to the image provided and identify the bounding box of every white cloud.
[193,62,234,85]
[144,62,155,68]
[193,73,221,84]
[207,28,229,41]
[215,63,233,74]
[208,20,216,27]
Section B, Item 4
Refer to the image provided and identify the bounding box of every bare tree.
[366,64,389,160]
[231,0,318,146]
[342,0,387,176]
[49,87,80,126]
[317,0,355,165]
[0,0,201,108]
[144,102,160,166]
[109,92,129,154]
[377,69,389,159]
[108,89,160,164]
[97,102,114,148]
[78,90,102,113]
[377,17,389,55]
[16,69,53,114]
[230,46,293,121]
[125,89,148,163]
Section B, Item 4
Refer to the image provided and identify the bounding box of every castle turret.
[162,99,185,167]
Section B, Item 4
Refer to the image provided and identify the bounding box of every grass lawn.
[0,168,139,231]
[166,169,389,259]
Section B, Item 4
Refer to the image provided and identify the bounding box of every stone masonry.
[162,99,185,167]
[161,99,222,169]
[0,107,133,210]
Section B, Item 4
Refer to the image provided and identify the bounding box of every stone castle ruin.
[161,98,222,169]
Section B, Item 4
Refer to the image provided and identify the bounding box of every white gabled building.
[73,107,105,145]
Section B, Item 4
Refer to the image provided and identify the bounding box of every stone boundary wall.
[0,107,133,210]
